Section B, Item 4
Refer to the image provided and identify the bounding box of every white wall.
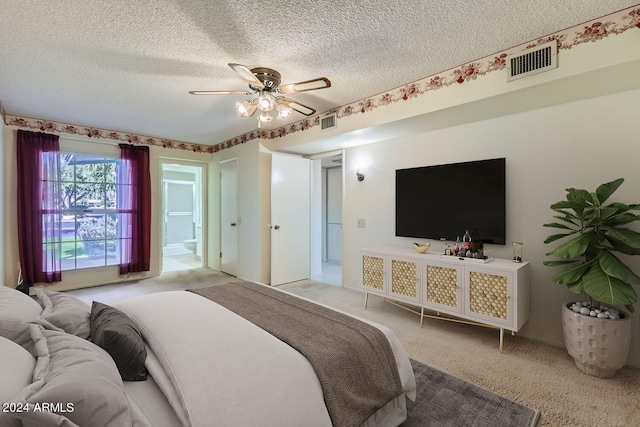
[2,129,212,291]
[342,88,640,367]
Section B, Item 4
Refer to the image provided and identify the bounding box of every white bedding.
[124,370,183,427]
[114,289,416,427]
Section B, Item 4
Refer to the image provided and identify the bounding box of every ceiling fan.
[189,63,331,126]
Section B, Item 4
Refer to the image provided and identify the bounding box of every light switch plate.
[357,218,365,228]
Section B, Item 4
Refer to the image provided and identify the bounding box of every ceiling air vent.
[507,40,557,82]
[321,113,337,131]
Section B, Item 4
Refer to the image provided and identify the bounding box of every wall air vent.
[321,113,337,131]
[507,40,557,82]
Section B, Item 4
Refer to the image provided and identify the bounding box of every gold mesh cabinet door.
[362,255,385,291]
[391,259,418,299]
[426,265,458,308]
[468,271,508,320]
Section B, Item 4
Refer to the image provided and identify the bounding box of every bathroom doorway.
[161,162,205,272]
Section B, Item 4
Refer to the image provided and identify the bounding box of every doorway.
[161,162,205,272]
[310,152,343,286]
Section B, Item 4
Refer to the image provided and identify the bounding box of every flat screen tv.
[395,158,506,244]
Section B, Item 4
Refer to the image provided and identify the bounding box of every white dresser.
[359,246,530,351]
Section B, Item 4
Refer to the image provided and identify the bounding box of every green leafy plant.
[77,215,117,256]
[543,178,640,313]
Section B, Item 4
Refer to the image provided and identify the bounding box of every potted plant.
[543,178,640,377]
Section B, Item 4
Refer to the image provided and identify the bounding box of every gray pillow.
[91,301,148,381]
[0,337,36,427]
[9,324,134,427]
[35,289,91,339]
[0,285,42,353]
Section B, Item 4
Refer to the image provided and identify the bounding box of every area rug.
[403,359,540,426]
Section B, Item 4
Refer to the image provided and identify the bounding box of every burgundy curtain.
[17,130,62,285]
[117,144,151,274]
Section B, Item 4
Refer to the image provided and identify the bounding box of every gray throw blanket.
[190,282,403,427]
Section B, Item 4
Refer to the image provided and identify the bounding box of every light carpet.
[69,269,640,426]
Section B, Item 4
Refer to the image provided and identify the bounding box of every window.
[18,131,150,285]
[56,154,121,270]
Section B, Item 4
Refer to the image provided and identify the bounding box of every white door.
[271,154,310,285]
[220,160,238,276]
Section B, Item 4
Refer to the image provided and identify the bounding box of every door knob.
[230,223,237,227]
[274,225,280,230]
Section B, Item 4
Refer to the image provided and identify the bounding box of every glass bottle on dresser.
[462,230,472,256]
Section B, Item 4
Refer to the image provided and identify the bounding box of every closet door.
[326,167,342,263]
[271,154,310,285]
[220,159,238,276]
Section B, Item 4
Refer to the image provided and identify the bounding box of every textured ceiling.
[0,0,637,146]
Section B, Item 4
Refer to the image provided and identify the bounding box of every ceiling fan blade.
[189,90,252,95]
[278,77,331,94]
[278,97,316,116]
[228,63,264,89]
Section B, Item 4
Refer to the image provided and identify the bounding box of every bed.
[0,281,416,427]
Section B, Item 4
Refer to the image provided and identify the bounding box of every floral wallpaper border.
[4,6,640,154]
[4,114,209,152]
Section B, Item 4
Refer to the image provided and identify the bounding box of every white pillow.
[0,285,43,352]
[0,337,36,427]
[35,289,91,339]
[9,324,134,427]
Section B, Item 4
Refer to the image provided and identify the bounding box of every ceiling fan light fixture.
[258,111,273,123]
[236,100,257,117]
[276,103,292,119]
[189,63,331,122]
[257,91,274,112]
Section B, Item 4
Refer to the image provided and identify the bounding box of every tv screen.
[395,158,506,244]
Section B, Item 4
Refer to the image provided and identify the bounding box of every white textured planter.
[561,303,631,378]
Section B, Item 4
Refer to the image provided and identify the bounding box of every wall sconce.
[352,153,371,182]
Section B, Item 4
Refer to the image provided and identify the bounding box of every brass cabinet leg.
[365,291,511,352]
